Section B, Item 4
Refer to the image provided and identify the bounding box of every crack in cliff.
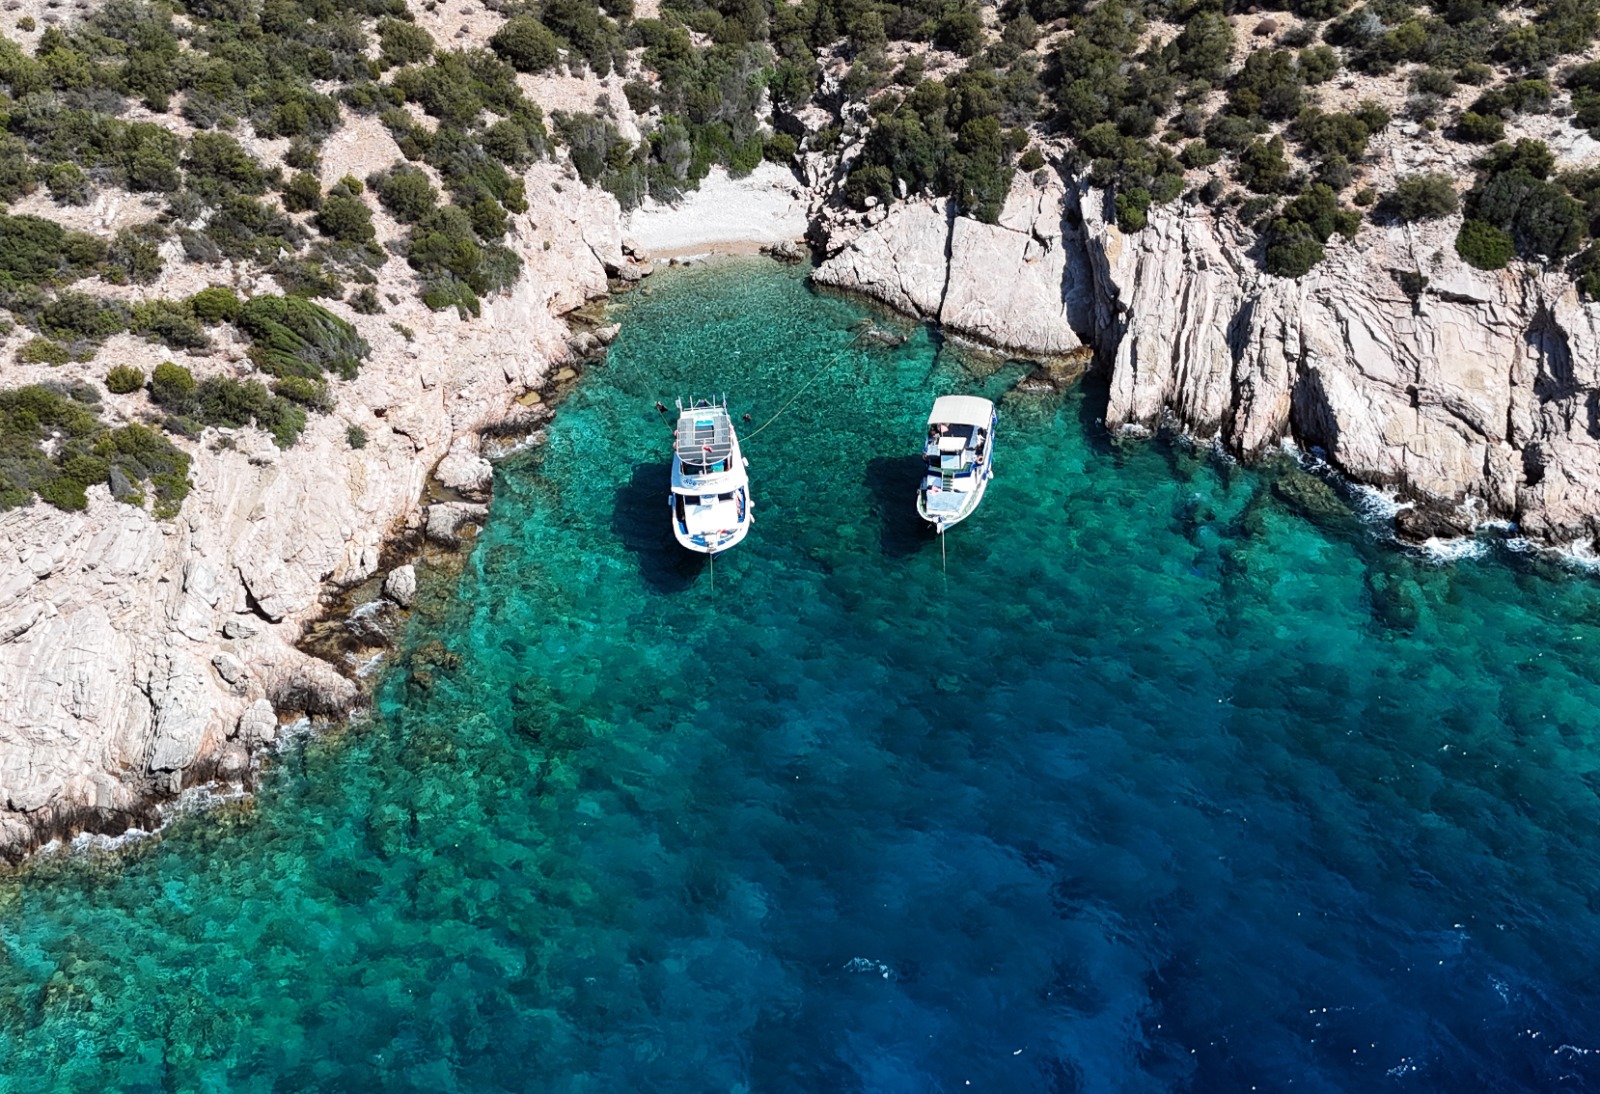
[934,199,957,323]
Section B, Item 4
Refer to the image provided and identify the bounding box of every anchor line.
[743,330,866,440]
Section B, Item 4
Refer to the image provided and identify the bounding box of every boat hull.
[917,403,997,534]
[917,473,990,533]
[671,486,752,555]
[670,400,752,555]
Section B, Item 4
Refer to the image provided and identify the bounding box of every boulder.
[434,435,494,500]
[425,502,490,545]
[235,698,278,744]
[384,564,418,608]
[1395,502,1478,542]
[212,652,249,693]
[222,618,260,640]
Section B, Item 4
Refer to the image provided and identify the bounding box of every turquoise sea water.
[3,259,1600,1092]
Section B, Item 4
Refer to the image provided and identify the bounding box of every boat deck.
[674,407,736,466]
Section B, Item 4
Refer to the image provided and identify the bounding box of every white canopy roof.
[928,395,994,429]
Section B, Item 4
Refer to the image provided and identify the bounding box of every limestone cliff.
[812,164,1600,545]
[0,160,627,859]
[1085,192,1600,544]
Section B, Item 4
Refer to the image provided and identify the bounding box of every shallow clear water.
[3,259,1600,1092]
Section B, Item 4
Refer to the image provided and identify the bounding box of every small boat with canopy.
[916,395,996,533]
[670,397,752,554]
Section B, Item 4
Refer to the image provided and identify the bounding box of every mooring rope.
[743,330,866,440]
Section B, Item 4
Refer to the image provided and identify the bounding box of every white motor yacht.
[670,398,752,554]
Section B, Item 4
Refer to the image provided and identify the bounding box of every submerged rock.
[1394,501,1478,542]
[1270,466,1354,531]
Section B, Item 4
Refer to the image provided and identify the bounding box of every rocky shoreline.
[6,136,1600,864]
[806,155,1600,548]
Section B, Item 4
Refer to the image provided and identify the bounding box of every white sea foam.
[1350,484,1409,523]
[1418,536,1488,562]
[347,598,388,621]
[843,957,895,980]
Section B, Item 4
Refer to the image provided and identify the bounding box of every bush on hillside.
[490,16,560,74]
[105,365,144,394]
[235,294,371,379]
[1384,173,1460,221]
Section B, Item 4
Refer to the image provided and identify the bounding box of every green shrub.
[269,257,345,299]
[490,16,560,74]
[1413,67,1457,96]
[1456,219,1516,268]
[0,214,106,288]
[1385,173,1460,221]
[1570,244,1600,299]
[1265,220,1326,278]
[765,133,799,163]
[1179,141,1221,169]
[105,365,144,394]
[41,292,128,343]
[47,163,90,205]
[1464,141,1587,260]
[283,171,323,213]
[189,287,243,324]
[346,424,368,449]
[1116,187,1152,232]
[17,337,70,366]
[369,163,439,222]
[1294,108,1379,161]
[1237,136,1295,194]
[1263,184,1360,277]
[270,374,330,409]
[313,181,376,244]
[98,423,191,518]
[17,15,34,30]
[193,376,307,447]
[349,286,382,314]
[184,133,269,200]
[108,226,165,285]
[131,300,209,350]
[149,361,198,409]
[1455,112,1506,143]
[1230,49,1306,121]
[379,17,436,66]
[0,385,190,515]
[236,294,371,379]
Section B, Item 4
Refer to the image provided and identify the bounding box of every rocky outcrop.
[812,172,1091,357]
[0,153,627,861]
[811,159,1600,545]
[1083,188,1600,543]
[383,564,417,609]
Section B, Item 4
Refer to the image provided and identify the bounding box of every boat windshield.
[682,458,730,476]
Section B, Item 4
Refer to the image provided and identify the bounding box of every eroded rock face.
[814,165,1600,544]
[813,174,1090,357]
[0,152,617,860]
[1085,189,1600,543]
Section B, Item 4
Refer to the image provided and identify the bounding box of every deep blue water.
[2,259,1599,1092]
